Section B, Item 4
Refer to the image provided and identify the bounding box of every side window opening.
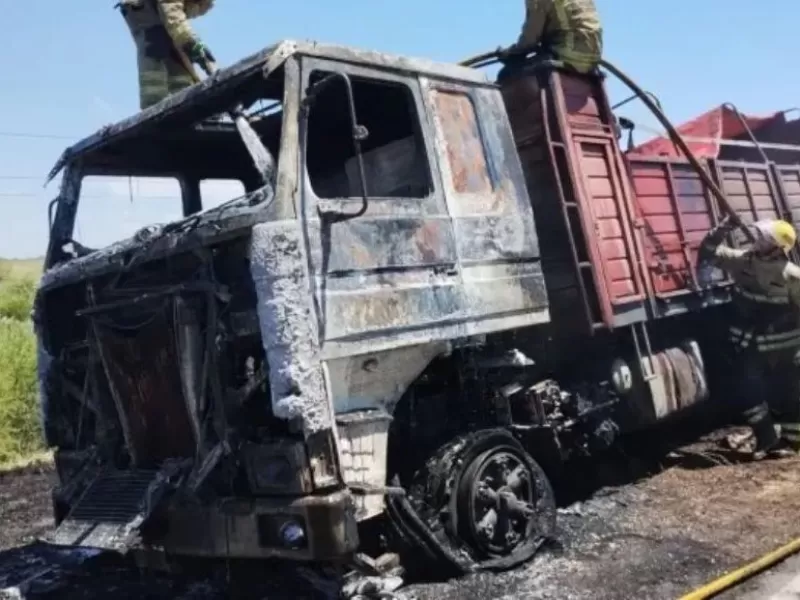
[200,179,247,211]
[73,176,182,251]
[305,70,433,199]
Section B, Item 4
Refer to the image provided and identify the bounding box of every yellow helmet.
[755,219,797,253]
[771,220,797,253]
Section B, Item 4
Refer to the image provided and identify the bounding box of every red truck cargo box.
[626,158,728,299]
[501,66,652,333]
[501,65,800,332]
[625,158,800,310]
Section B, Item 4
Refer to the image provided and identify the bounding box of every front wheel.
[403,429,556,573]
[457,442,553,559]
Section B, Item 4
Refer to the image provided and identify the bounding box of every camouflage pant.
[120,1,194,109]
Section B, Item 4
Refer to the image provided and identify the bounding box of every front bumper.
[153,489,359,561]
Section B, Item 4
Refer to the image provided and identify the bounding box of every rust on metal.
[626,159,713,295]
[502,66,651,329]
[93,304,195,466]
[431,90,493,197]
[499,69,599,334]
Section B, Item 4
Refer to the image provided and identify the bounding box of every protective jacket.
[700,219,800,353]
[700,218,800,451]
[515,0,602,73]
[157,0,214,51]
[119,0,214,109]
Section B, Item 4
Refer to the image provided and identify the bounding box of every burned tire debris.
[3,430,800,599]
[388,429,556,578]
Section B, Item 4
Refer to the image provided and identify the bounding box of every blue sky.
[1,0,798,258]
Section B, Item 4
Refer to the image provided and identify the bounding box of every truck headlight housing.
[278,519,307,550]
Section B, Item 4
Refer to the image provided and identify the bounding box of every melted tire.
[395,428,556,575]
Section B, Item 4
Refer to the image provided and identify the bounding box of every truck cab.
[38,41,552,567]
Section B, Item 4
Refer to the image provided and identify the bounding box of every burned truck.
[34,40,800,574]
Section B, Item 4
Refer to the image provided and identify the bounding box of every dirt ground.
[0,463,55,552]
[407,430,800,600]
[2,430,800,599]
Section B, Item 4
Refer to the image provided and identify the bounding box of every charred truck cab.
[38,40,738,573]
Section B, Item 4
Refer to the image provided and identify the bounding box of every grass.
[0,277,35,321]
[0,450,53,473]
[0,258,43,281]
[0,258,45,465]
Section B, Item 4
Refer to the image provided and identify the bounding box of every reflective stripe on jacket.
[728,325,800,352]
[781,423,800,445]
[701,222,800,352]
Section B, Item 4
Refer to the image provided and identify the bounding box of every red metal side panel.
[778,167,800,225]
[560,75,610,134]
[553,73,649,314]
[574,138,641,302]
[716,162,782,226]
[627,158,724,295]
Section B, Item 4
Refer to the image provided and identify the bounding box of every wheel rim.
[465,448,538,556]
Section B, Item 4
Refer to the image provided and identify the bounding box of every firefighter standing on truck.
[700,216,800,459]
[117,0,216,109]
[501,0,603,74]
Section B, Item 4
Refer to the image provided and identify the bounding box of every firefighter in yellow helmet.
[500,0,603,74]
[700,217,800,459]
[117,0,215,110]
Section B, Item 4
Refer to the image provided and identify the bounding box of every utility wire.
[0,193,179,199]
[0,131,75,140]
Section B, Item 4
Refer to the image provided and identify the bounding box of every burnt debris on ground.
[2,429,800,599]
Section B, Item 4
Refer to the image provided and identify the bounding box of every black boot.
[751,415,781,460]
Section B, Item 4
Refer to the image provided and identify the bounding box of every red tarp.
[630,105,785,158]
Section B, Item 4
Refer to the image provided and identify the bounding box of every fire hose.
[459,48,756,243]
[678,536,800,600]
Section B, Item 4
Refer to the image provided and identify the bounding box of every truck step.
[45,469,161,553]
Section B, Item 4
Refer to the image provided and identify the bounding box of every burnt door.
[419,79,550,334]
[298,57,459,357]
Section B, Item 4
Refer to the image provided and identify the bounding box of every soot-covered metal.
[30,40,749,599]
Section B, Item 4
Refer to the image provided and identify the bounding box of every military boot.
[751,419,781,461]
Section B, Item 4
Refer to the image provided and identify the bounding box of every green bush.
[0,272,43,464]
[0,318,41,463]
[0,277,36,321]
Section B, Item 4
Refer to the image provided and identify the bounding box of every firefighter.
[117,0,216,109]
[500,0,603,74]
[699,216,800,459]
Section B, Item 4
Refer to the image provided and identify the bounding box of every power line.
[0,193,179,200]
[0,131,75,140]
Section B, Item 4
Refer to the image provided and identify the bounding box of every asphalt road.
[718,553,800,600]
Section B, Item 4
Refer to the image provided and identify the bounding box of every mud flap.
[44,466,179,553]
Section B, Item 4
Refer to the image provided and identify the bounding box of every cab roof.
[46,39,490,183]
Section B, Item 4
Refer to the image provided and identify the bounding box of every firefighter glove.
[184,40,215,66]
[706,215,737,244]
[717,215,736,232]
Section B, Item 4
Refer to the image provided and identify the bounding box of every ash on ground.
[3,429,800,599]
